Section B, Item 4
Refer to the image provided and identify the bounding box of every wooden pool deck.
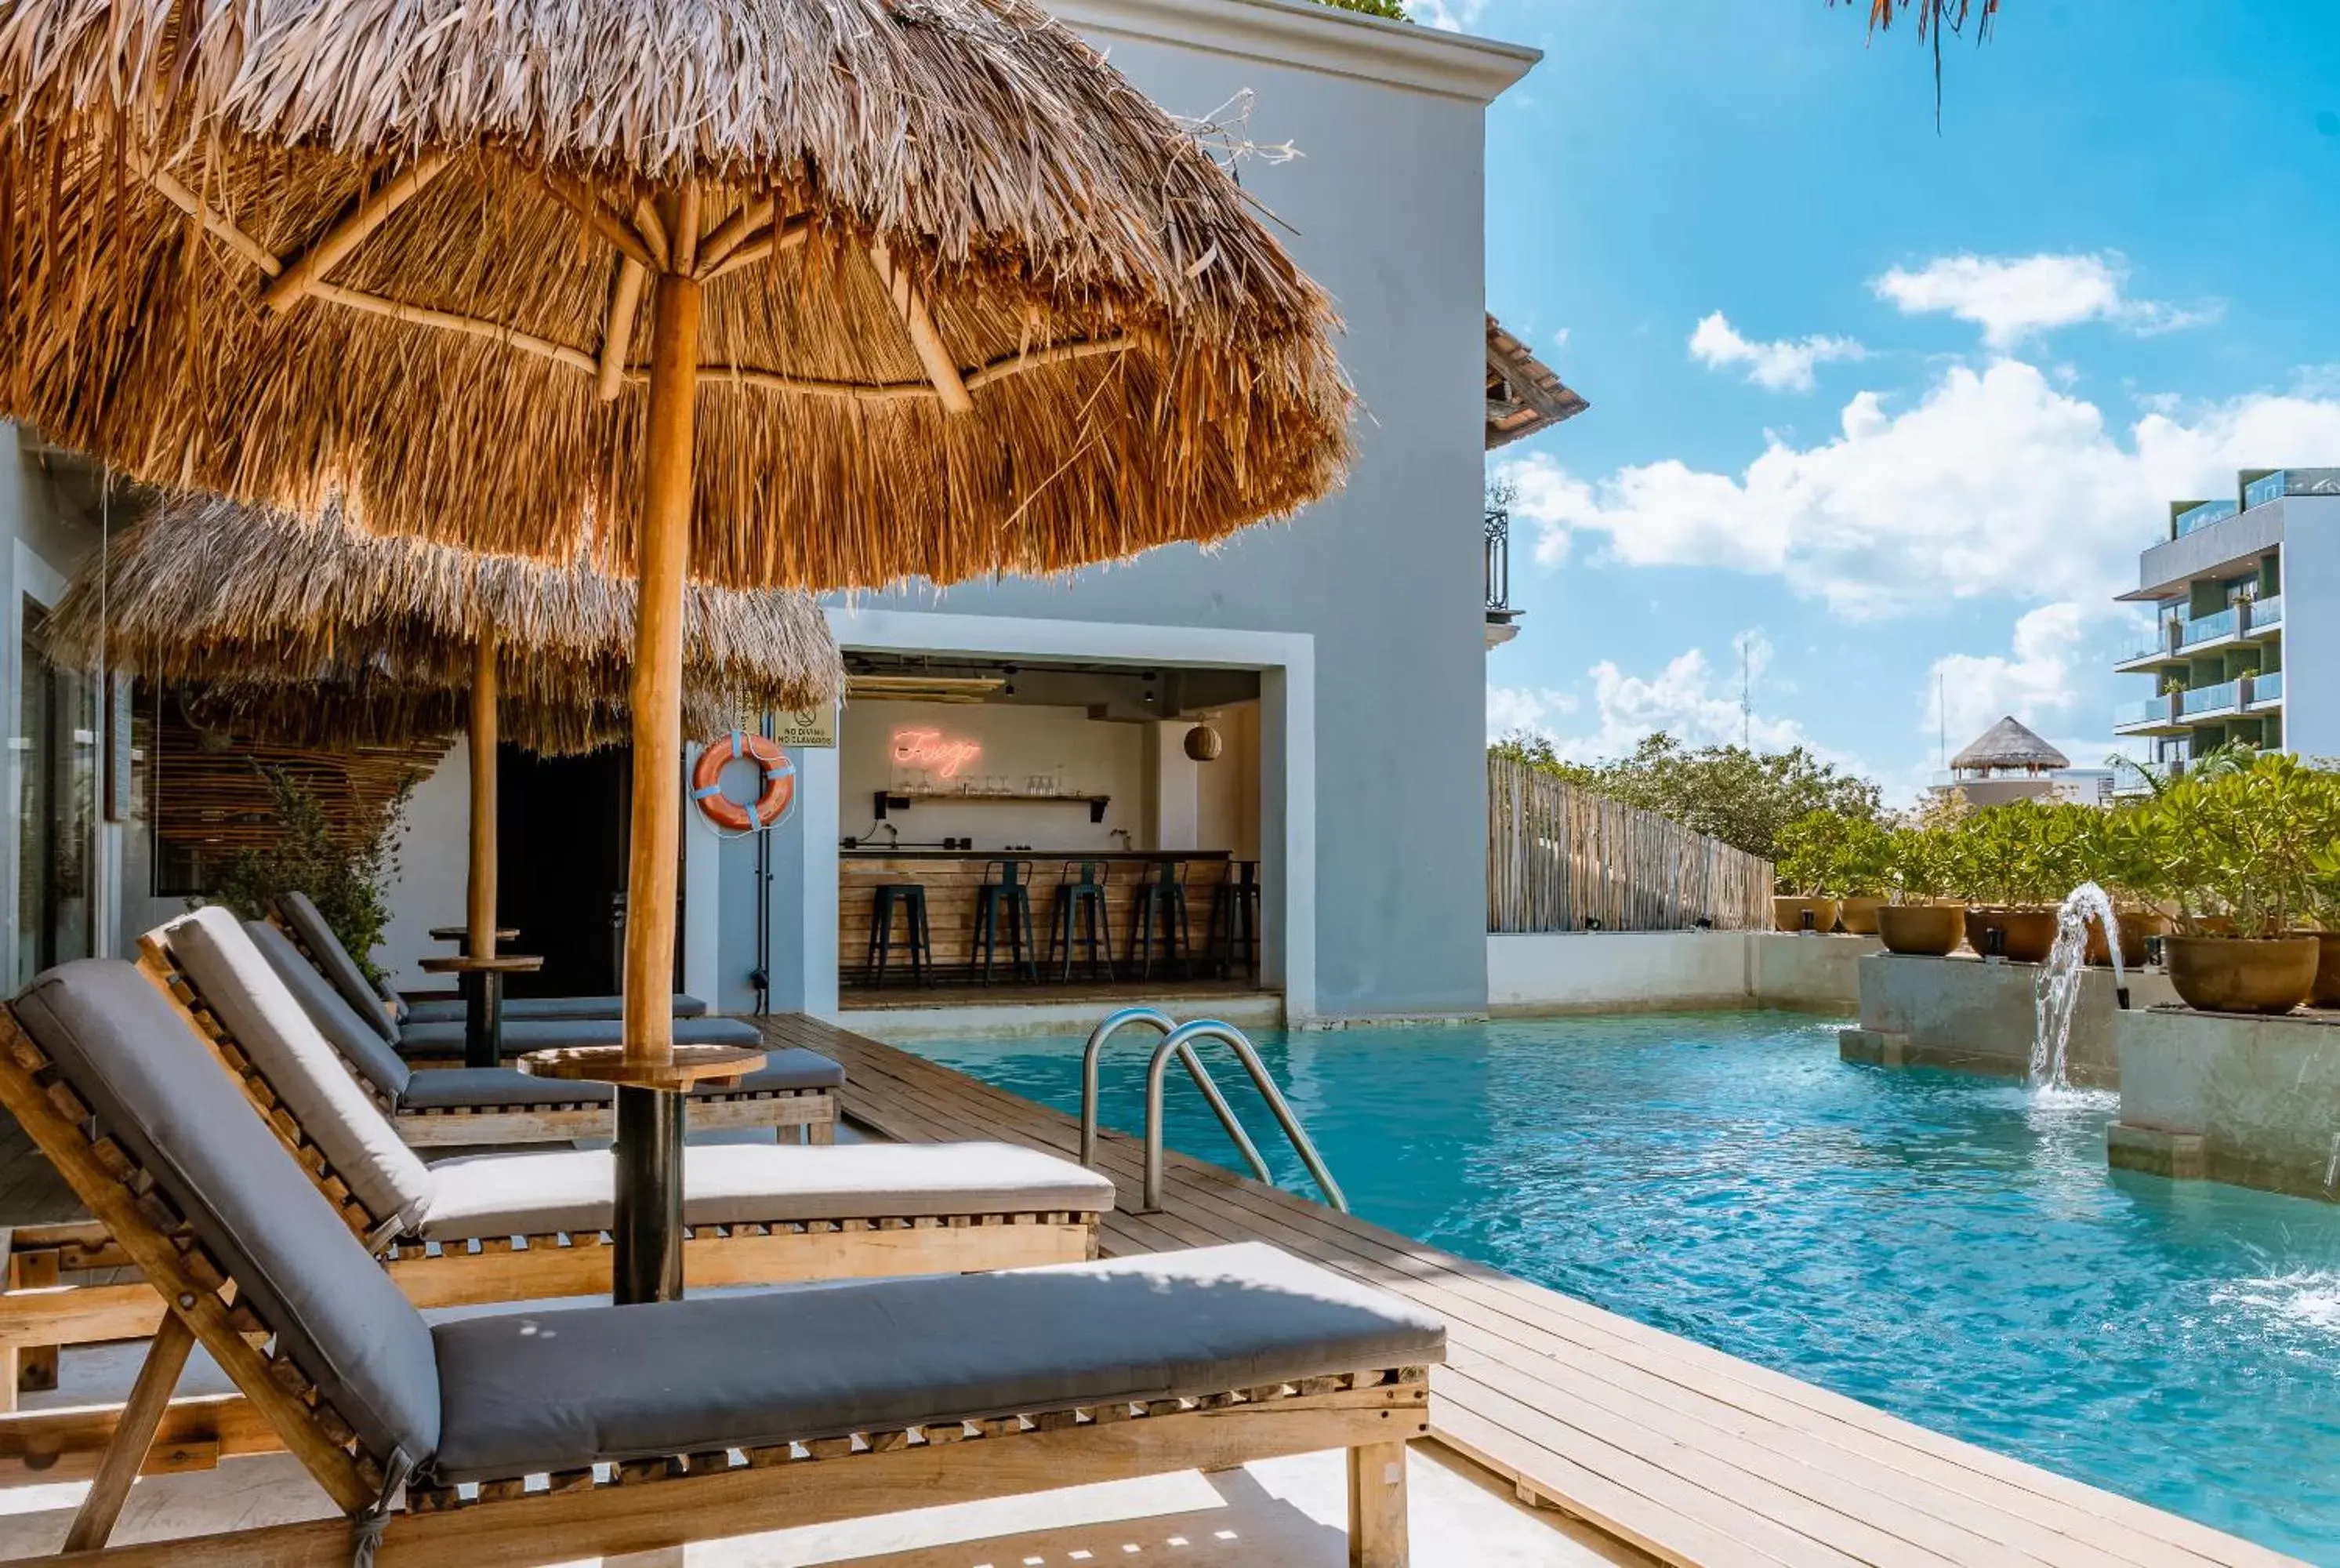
[763,1014,2306,1568]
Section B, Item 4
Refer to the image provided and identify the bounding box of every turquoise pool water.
[914,1011,2340,1562]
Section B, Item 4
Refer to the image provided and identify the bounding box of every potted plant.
[2308,845,2340,1009]
[1946,803,2077,963]
[2078,802,2171,969]
[1772,808,1845,934]
[1833,815,1896,935]
[1876,825,1965,956]
[2151,753,2327,1014]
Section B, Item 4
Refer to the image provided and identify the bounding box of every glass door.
[16,601,97,981]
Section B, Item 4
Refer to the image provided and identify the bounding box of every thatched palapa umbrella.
[52,499,843,1063]
[0,0,1352,1304]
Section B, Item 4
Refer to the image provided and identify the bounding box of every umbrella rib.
[537,174,661,272]
[125,154,282,278]
[697,216,811,283]
[307,282,598,376]
[865,242,975,415]
[260,152,453,315]
[598,256,648,402]
[961,337,1134,392]
[694,198,774,274]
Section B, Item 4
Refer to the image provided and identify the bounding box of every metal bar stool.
[1048,860,1116,983]
[1129,859,1192,982]
[1207,860,1261,980]
[972,858,1038,985]
[866,883,931,987]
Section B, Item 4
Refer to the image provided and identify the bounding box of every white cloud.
[1873,253,2219,350]
[1496,358,2340,619]
[1403,0,1488,31]
[1921,601,2100,748]
[1688,311,1866,393]
[1551,326,1572,350]
[1486,684,1578,739]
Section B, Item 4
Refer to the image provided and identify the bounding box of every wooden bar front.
[840,851,1234,979]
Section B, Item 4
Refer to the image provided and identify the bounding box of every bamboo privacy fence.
[1486,756,1773,932]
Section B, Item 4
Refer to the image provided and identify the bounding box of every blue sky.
[1446,1,2340,800]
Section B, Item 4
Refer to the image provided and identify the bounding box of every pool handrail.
[1145,1019,1350,1216]
[1079,1007,1272,1185]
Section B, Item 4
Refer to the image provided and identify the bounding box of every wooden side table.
[416,953,544,1068]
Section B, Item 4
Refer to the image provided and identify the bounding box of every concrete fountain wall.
[1837,952,2179,1088]
[2110,1008,2340,1202]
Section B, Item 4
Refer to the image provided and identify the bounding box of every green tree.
[1311,0,1409,16]
[1493,731,1884,862]
[212,765,416,984]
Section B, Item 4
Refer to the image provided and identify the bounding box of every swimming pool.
[913,1011,2340,1562]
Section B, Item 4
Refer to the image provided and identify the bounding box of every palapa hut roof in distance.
[1950,716,2071,777]
[0,0,1352,590]
[48,499,843,753]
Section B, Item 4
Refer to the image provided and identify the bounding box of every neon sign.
[892,728,983,779]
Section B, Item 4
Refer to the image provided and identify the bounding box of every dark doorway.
[496,745,629,999]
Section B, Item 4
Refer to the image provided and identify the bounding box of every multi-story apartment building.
[2113,468,2340,786]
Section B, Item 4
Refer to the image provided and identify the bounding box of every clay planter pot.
[2084,911,2170,970]
[1877,902,1965,956]
[2164,935,2320,1014]
[1772,897,1841,934]
[1836,897,1885,936]
[2315,933,2340,1010]
[1961,907,2059,964]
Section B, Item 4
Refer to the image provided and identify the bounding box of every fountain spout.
[2033,883,2121,1093]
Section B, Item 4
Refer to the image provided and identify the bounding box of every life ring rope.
[691,730,795,834]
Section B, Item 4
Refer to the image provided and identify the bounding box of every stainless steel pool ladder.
[1079,1007,1349,1215]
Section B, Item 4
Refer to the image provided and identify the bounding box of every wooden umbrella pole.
[622,272,699,1068]
[611,255,701,1306]
[463,629,502,1068]
[468,630,499,960]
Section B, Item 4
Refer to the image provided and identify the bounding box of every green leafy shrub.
[212,765,415,983]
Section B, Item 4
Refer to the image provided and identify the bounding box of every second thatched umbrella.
[53,499,843,1062]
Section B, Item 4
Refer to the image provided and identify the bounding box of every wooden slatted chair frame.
[0,1005,1425,1566]
[260,918,838,1143]
[0,955,1097,1483]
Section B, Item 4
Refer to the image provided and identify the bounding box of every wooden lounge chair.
[189,910,841,1147]
[0,957,1438,1564]
[271,891,758,1062]
[285,891,711,1026]
[0,925,1112,1480]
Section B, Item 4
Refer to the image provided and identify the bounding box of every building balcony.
[2246,670,2284,710]
[2243,468,2340,508]
[2124,501,2285,602]
[2113,620,2182,672]
[2245,593,2282,637]
[2113,694,2186,735]
[2177,606,2240,652]
[2172,499,2237,539]
[2179,679,2242,720]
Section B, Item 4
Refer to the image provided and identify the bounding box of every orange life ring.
[691,731,795,832]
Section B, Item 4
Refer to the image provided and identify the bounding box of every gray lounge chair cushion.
[165,909,435,1232]
[397,1067,616,1110]
[387,1047,840,1112]
[275,892,399,1046]
[244,920,412,1099]
[415,1142,1117,1240]
[429,1241,1442,1483]
[13,960,441,1468]
[401,993,709,1025]
[394,1015,764,1058]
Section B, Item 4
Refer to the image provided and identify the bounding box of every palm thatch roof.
[1950,716,2069,775]
[49,499,842,754]
[0,0,1351,589]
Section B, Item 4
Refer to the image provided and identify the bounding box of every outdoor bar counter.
[840,849,1236,980]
